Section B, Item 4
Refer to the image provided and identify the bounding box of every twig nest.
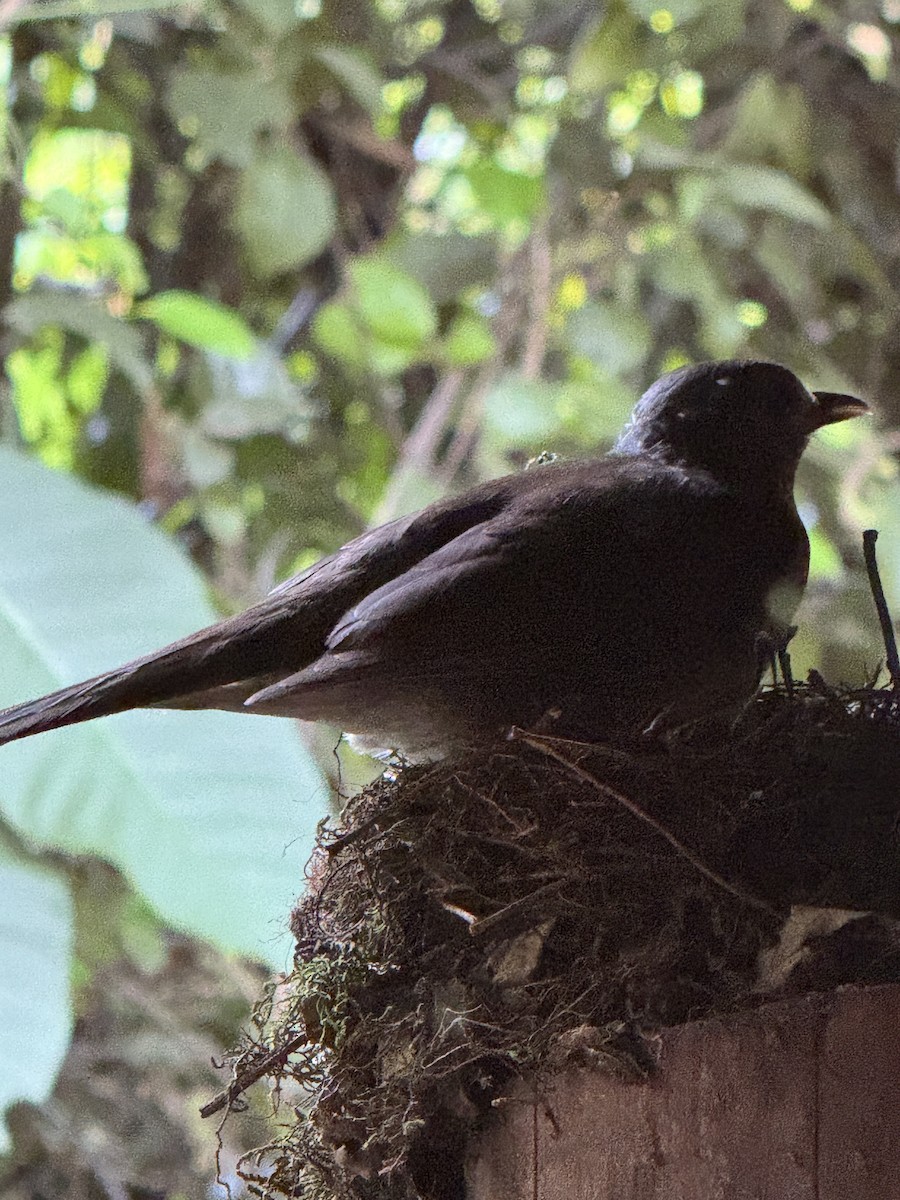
[225,683,900,1200]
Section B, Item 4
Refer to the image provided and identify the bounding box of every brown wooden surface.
[468,985,900,1199]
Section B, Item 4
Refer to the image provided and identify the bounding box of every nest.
[208,681,900,1200]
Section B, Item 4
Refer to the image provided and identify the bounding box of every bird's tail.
[0,607,295,746]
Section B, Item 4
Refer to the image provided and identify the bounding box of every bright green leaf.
[484,375,561,444]
[234,147,336,278]
[484,373,636,459]
[466,160,546,227]
[313,301,366,370]
[348,258,437,348]
[808,526,842,581]
[368,339,419,375]
[314,296,428,377]
[443,312,496,366]
[0,447,327,966]
[138,291,257,359]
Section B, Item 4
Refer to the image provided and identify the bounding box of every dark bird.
[0,360,868,757]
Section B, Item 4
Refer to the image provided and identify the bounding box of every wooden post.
[469,984,900,1199]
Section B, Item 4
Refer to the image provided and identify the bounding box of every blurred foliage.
[2,0,900,1189]
[0,0,898,610]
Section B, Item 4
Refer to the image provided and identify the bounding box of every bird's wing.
[325,462,702,654]
[246,462,723,716]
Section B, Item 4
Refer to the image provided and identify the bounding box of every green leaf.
[313,46,384,114]
[484,375,561,445]
[313,300,367,370]
[566,302,653,375]
[167,68,294,168]
[179,427,236,489]
[313,301,420,376]
[348,258,438,348]
[466,160,546,227]
[443,312,496,366]
[6,292,153,393]
[234,147,336,278]
[138,291,257,359]
[568,8,642,94]
[718,164,831,229]
[0,447,327,966]
[723,75,813,177]
[483,373,635,463]
[0,847,73,1152]
[808,526,842,581]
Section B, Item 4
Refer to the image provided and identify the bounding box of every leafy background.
[1,0,899,1194]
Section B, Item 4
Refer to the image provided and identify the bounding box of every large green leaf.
[234,147,336,278]
[0,846,73,1152]
[483,373,635,460]
[443,312,496,366]
[0,448,326,966]
[384,232,495,304]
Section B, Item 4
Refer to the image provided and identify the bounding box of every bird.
[0,360,868,758]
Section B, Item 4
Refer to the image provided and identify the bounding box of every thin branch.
[518,732,779,917]
[863,528,900,688]
[373,368,466,524]
[436,357,502,484]
[200,1032,307,1119]
[468,877,567,936]
[521,218,552,382]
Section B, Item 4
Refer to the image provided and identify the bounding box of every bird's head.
[615,360,869,492]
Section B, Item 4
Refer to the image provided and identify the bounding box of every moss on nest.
[214,682,900,1200]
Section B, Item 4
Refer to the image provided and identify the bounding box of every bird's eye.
[714,376,731,387]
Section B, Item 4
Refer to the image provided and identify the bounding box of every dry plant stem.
[200,1032,307,1119]
[521,218,552,381]
[863,528,900,688]
[519,732,779,917]
[373,368,466,524]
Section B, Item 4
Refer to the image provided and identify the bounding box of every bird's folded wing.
[245,464,718,714]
